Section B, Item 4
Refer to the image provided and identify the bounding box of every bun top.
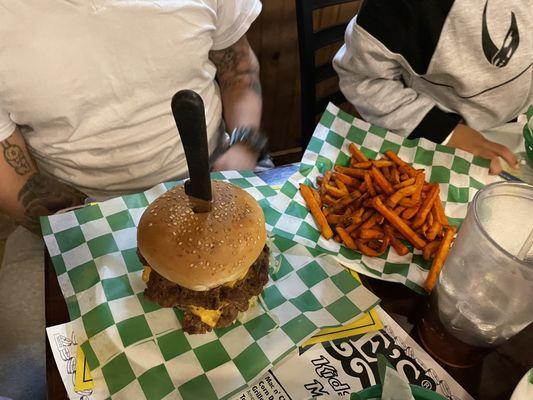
[137,180,267,291]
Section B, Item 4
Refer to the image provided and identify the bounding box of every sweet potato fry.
[322,194,337,206]
[412,172,425,204]
[334,165,367,178]
[384,150,417,177]
[433,199,448,225]
[356,240,380,257]
[373,160,394,168]
[402,205,420,220]
[349,143,368,162]
[343,208,365,233]
[367,239,382,251]
[393,205,406,215]
[372,196,427,250]
[393,177,415,190]
[336,226,357,250]
[351,161,372,169]
[353,208,365,220]
[360,229,384,240]
[333,172,359,187]
[300,184,334,239]
[371,166,394,195]
[423,240,441,261]
[310,186,322,208]
[383,224,409,256]
[398,198,418,208]
[334,177,349,195]
[379,236,391,254]
[426,208,441,240]
[319,171,332,196]
[387,184,417,208]
[363,194,386,208]
[329,191,361,213]
[346,208,373,233]
[353,192,368,210]
[424,226,456,292]
[360,212,380,230]
[382,166,391,181]
[325,183,346,198]
[326,214,343,225]
[412,184,440,229]
[364,173,376,197]
[391,167,400,184]
[341,212,356,227]
[307,147,453,262]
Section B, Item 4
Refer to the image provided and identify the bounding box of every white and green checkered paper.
[269,103,497,293]
[42,170,379,400]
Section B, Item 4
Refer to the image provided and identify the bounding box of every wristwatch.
[229,126,269,160]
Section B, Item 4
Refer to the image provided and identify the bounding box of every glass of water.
[419,182,533,366]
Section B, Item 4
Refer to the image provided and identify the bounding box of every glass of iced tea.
[419,182,533,367]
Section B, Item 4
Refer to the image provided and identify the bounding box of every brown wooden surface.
[46,251,71,400]
[248,1,361,164]
[45,242,532,400]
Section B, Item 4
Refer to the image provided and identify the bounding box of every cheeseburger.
[137,180,269,334]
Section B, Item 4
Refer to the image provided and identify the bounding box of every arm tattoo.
[1,139,32,175]
[17,173,86,233]
[210,38,262,96]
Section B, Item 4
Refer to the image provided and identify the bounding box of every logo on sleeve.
[482,0,520,67]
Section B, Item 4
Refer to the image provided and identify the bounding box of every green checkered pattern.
[42,170,379,400]
[269,103,497,293]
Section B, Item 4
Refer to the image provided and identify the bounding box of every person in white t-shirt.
[0,0,266,233]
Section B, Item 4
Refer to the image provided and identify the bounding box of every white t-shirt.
[0,0,261,199]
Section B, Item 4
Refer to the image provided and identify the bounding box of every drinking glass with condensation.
[419,182,533,366]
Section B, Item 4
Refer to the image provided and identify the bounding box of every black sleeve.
[408,106,462,143]
[357,0,455,75]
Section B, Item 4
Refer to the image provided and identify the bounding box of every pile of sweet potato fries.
[299,143,456,292]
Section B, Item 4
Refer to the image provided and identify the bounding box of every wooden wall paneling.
[248,1,361,164]
[247,1,301,160]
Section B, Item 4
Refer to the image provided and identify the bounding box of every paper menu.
[46,322,94,400]
[233,307,473,400]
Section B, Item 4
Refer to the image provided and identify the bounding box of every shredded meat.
[142,246,270,334]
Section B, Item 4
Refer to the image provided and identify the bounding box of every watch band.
[229,126,269,159]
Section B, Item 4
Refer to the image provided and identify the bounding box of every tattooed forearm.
[209,36,262,96]
[1,139,32,175]
[17,173,86,233]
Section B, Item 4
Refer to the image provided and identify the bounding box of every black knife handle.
[171,90,212,203]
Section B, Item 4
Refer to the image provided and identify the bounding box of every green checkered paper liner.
[269,103,497,293]
[42,170,379,400]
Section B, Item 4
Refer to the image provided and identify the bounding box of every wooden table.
[46,166,532,400]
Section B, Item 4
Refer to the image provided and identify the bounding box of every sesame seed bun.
[137,181,267,291]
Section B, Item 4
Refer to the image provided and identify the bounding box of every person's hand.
[212,144,259,171]
[446,124,518,174]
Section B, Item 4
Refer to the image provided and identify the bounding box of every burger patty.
[142,246,270,334]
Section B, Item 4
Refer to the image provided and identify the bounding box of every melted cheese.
[189,306,222,327]
[142,266,152,283]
